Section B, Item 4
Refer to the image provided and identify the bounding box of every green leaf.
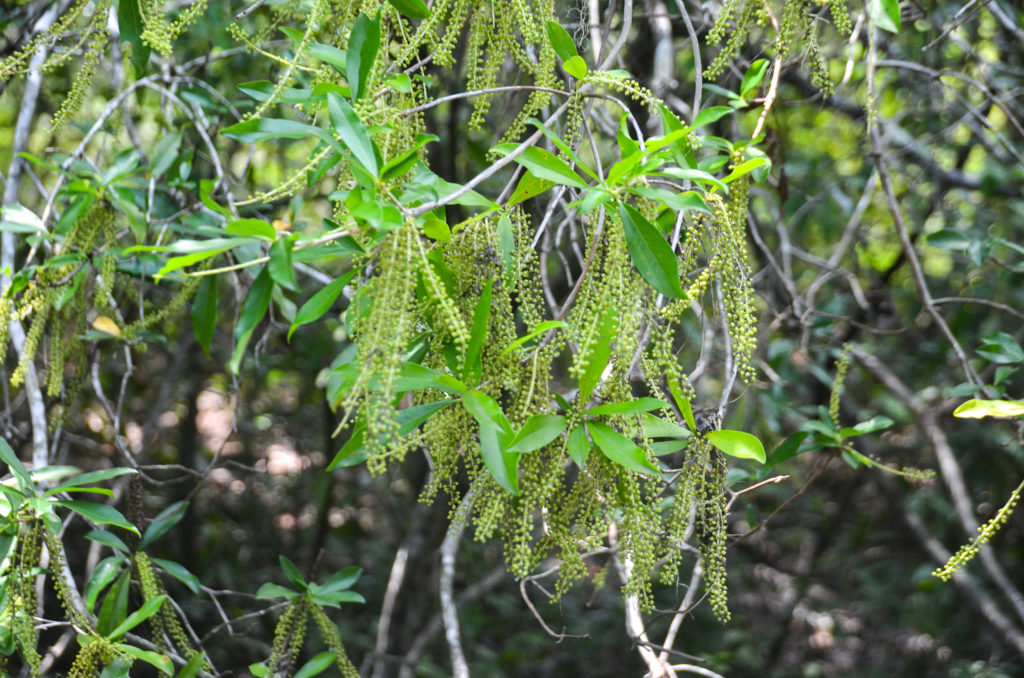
[463,279,492,383]
[57,500,139,535]
[585,397,669,416]
[139,501,188,549]
[176,652,207,678]
[545,21,579,62]
[578,308,616,405]
[250,663,269,678]
[149,132,182,179]
[462,390,518,494]
[393,363,466,394]
[268,238,297,291]
[978,332,1024,364]
[116,644,174,675]
[423,219,451,241]
[86,556,127,613]
[692,106,734,129]
[84,529,131,555]
[308,42,347,73]
[587,421,661,475]
[953,399,1024,419]
[500,320,567,356]
[767,431,809,467]
[44,467,137,497]
[101,150,140,186]
[221,118,340,154]
[280,554,308,590]
[318,566,362,593]
[226,218,276,241]
[507,415,567,453]
[255,582,299,600]
[0,438,35,495]
[98,570,131,636]
[626,187,709,214]
[289,270,356,340]
[642,413,691,439]
[569,421,593,471]
[667,382,696,433]
[656,168,728,193]
[0,203,46,237]
[563,55,588,79]
[191,275,217,356]
[117,0,150,77]
[739,59,769,99]
[327,92,380,176]
[295,652,338,678]
[868,0,901,33]
[230,268,274,374]
[386,73,413,92]
[150,557,201,594]
[706,429,766,464]
[381,134,438,181]
[99,657,132,678]
[347,13,380,101]
[722,157,768,184]
[842,416,894,437]
[387,0,431,20]
[493,144,587,189]
[618,203,686,299]
[109,594,166,640]
[507,171,556,207]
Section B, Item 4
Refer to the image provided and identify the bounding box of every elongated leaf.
[546,21,579,61]
[347,14,380,101]
[238,80,314,104]
[116,644,174,675]
[563,55,588,79]
[462,390,518,494]
[868,0,901,33]
[953,398,1024,419]
[587,421,661,475]
[667,381,697,433]
[326,400,456,470]
[327,92,380,176]
[230,268,274,374]
[692,106,734,129]
[57,500,139,535]
[109,594,167,640]
[1,438,35,495]
[381,134,439,181]
[226,218,276,241]
[176,652,208,678]
[296,652,338,678]
[626,187,709,214]
[642,413,691,439]
[98,570,130,635]
[501,320,567,355]
[256,582,299,600]
[393,363,466,394]
[508,171,555,207]
[493,144,587,189]
[586,397,669,416]
[308,42,347,73]
[221,118,340,153]
[279,555,307,590]
[740,59,770,99]
[99,656,131,678]
[149,132,181,179]
[706,429,766,463]
[766,431,809,467]
[191,275,217,356]
[139,500,188,549]
[656,167,728,193]
[268,238,297,291]
[567,424,589,468]
[318,566,362,594]
[151,557,201,594]
[387,0,431,20]
[86,556,127,612]
[289,270,356,340]
[841,416,894,437]
[722,157,768,184]
[507,415,567,453]
[463,279,492,383]
[44,467,136,497]
[578,308,616,405]
[118,0,150,77]
[85,529,131,554]
[618,203,686,299]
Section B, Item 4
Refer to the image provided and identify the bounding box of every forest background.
[1,0,1024,677]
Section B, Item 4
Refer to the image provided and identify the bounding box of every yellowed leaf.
[91,315,122,338]
[952,398,1024,419]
